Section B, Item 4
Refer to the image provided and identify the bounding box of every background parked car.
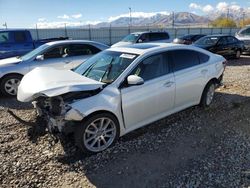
[173,34,206,45]
[111,31,171,47]
[0,29,68,59]
[0,40,108,96]
[235,26,250,54]
[17,43,226,154]
[193,35,244,59]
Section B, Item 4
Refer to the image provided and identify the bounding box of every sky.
[0,0,250,28]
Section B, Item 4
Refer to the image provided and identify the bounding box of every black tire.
[74,113,120,154]
[200,81,216,108]
[0,74,23,97]
[235,49,241,59]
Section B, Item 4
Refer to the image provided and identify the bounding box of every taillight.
[222,60,227,69]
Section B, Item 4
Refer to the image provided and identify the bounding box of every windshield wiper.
[100,58,114,83]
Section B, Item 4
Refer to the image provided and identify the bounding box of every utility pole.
[172,11,175,28]
[3,22,7,29]
[227,8,230,21]
[129,7,132,27]
[243,12,246,27]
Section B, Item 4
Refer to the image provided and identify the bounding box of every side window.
[198,52,210,63]
[171,50,200,71]
[217,37,227,45]
[131,53,169,81]
[14,32,26,43]
[69,44,101,56]
[43,45,67,59]
[227,36,237,44]
[138,34,149,42]
[0,32,10,43]
[149,33,169,41]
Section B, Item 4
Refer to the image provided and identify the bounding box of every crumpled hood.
[17,67,105,102]
[0,57,22,66]
[111,41,133,47]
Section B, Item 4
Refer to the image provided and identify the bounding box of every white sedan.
[18,43,226,154]
[0,40,108,96]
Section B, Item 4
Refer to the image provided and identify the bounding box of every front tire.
[0,75,22,97]
[74,113,119,154]
[200,81,216,108]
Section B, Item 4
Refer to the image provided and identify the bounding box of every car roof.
[204,34,232,37]
[0,29,29,32]
[46,40,107,46]
[107,42,203,55]
[131,31,168,35]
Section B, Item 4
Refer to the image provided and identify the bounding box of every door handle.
[201,69,208,74]
[163,81,174,87]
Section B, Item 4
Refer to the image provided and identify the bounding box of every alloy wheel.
[83,117,117,152]
[206,84,215,106]
[4,78,20,96]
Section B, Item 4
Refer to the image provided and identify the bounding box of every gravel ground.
[0,56,250,188]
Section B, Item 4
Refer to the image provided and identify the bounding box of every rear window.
[170,50,200,71]
[198,52,210,63]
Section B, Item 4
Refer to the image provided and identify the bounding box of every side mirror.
[35,55,44,61]
[127,75,144,85]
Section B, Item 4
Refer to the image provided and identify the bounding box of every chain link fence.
[28,26,240,46]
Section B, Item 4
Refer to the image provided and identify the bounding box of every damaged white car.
[17,43,226,154]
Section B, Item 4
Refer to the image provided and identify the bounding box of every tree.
[211,18,237,28]
[239,18,250,27]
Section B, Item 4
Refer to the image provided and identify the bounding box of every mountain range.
[88,11,250,28]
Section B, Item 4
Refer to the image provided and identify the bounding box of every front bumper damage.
[32,96,84,136]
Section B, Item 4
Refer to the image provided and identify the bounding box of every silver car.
[0,40,108,96]
[18,43,226,154]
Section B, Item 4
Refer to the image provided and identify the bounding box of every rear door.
[171,49,209,109]
[121,52,175,130]
[216,37,230,56]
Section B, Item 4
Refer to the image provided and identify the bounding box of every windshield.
[21,44,49,61]
[121,33,140,42]
[74,51,138,83]
[195,36,219,46]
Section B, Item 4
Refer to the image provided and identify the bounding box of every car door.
[65,44,102,69]
[0,31,13,58]
[226,36,238,55]
[121,52,175,130]
[12,31,34,56]
[215,37,230,56]
[171,49,209,109]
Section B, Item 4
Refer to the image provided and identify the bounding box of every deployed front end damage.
[31,89,102,138]
[15,67,105,142]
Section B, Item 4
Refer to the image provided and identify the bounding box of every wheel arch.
[0,73,24,83]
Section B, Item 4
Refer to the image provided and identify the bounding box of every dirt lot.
[0,56,250,188]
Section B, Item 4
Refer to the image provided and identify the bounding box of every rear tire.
[0,74,22,97]
[74,113,120,154]
[235,50,241,59]
[200,81,216,108]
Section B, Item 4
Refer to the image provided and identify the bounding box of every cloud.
[230,5,241,11]
[71,14,82,19]
[189,3,201,9]
[108,11,170,22]
[216,2,228,11]
[38,18,46,22]
[57,14,70,19]
[202,5,214,13]
[85,20,102,25]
